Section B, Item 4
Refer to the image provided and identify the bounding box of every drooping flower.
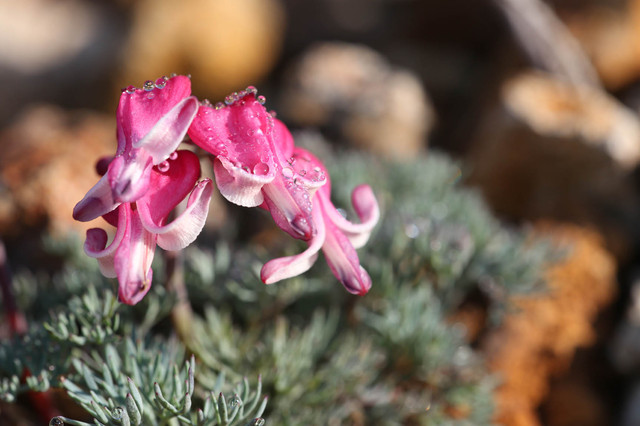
[82,151,213,304]
[260,147,380,295]
[73,75,199,221]
[73,75,212,304]
[188,88,326,241]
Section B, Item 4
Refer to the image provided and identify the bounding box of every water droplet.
[169,152,178,160]
[313,166,321,172]
[147,93,155,100]
[112,407,125,419]
[253,162,270,175]
[229,394,242,407]
[143,80,154,91]
[170,73,178,77]
[405,223,419,239]
[246,85,258,95]
[49,417,64,426]
[282,167,294,178]
[242,166,250,173]
[155,77,167,89]
[201,99,212,107]
[257,95,266,105]
[215,102,225,110]
[252,418,266,426]
[125,85,136,94]
[215,142,226,150]
[157,161,170,172]
[299,170,307,176]
[269,110,277,118]
[246,129,256,137]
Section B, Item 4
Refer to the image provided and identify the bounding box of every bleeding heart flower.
[188,88,326,241]
[260,147,380,296]
[82,151,213,305]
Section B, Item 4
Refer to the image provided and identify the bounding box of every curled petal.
[320,185,379,248]
[320,198,372,295]
[108,151,154,203]
[213,157,272,207]
[83,203,129,277]
[73,174,121,222]
[114,204,157,305]
[262,172,316,240]
[261,201,326,284]
[138,179,213,251]
[117,75,193,153]
[134,95,199,163]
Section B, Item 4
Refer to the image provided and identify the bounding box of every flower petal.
[114,204,157,305]
[138,179,213,251]
[188,89,277,187]
[260,201,326,284]
[319,197,372,295]
[262,171,317,240]
[73,174,120,222]
[107,150,154,203]
[213,157,272,207]
[83,203,130,277]
[139,150,201,224]
[273,119,295,159]
[117,75,193,153]
[134,95,199,163]
[288,147,327,193]
[320,185,379,248]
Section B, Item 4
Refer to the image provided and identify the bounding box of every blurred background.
[3,0,640,424]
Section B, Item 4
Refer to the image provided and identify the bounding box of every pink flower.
[73,75,212,304]
[82,151,213,304]
[188,88,326,240]
[260,147,380,295]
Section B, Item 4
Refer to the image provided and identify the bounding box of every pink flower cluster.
[74,75,379,305]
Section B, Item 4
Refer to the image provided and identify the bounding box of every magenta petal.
[262,172,316,240]
[213,157,273,207]
[73,174,120,222]
[134,95,199,163]
[139,179,213,251]
[107,151,154,203]
[261,201,326,284]
[141,150,201,223]
[188,91,277,181]
[117,75,193,152]
[114,204,157,305]
[319,197,372,296]
[320,185,379,249]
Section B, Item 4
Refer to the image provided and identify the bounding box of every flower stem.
[164,249,194,344]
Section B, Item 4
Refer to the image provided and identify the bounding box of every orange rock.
[0,105,114,236]
[485,223,616,426]
[120,0,285,100]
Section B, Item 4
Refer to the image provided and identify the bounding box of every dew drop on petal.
[257,95,266,105]
[269,110,277,118]
[253,162,270,175]
[291,216,310,237]
[49,418,64,426]
[147,93,155,100]
[215,102,225,110]
[169,152,178,160]
[143,80,155,91]
[155,77,167,89]
[201,99,212,107]
[158,161,170,172]
[125,85,136,94]
[282,167,294,179]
